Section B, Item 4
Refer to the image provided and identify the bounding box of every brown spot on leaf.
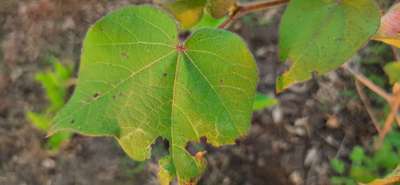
[200,136,207,144]
[93,92,100,99]
[121,52,128,59]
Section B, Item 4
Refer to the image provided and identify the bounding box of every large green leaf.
[278,0,380,91]
[384,62,400,84]
[50,5,257,184]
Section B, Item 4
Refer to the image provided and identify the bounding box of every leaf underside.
[51,5,257,184]
[278,0,380,91]
[372,3,400,48]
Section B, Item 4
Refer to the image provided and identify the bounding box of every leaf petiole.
[218,0,289,29]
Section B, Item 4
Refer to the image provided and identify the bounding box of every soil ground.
[0,0,396,185]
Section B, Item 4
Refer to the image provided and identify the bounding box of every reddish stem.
[343,64,392,102]
[355,80,382,133]
[219,0,290,29]
[239,0,290,14]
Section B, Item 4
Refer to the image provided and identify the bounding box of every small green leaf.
[331,158,346,174]
[331,176,356,185]
[161,0,207,29]
[35,59,71,111]
[350,146,365,164]
[345,179,357,185]
[372,142,399,170]
[277,0,380,91]
[51,5,257,184]
[253,92,278,111]
[27,111,52,131]
[386,131,400,148]
[330,176,345,185]
[206,0,236,19]
[350,166,377,183]
[28,58,72,152]
[384,62,400,84]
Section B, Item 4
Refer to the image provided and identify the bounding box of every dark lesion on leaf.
[70,119,75,124]
[120,51,129,59]
[179,31,191,42]
[93,92,100,99]
[220,79,224,84]
[163,72,168,77]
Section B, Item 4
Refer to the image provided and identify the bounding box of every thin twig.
[391,46,400,61]
[378,95,400,146]
[391,45,400,127]
[367,175,400,185]
[393,84,400,127]
[355,80,382,133]
[396,114,400,127]
[334,133,348,158]
[238,0,290,15]
[343,64,392,102]
[219,0,289,29]
[218,14,236,29]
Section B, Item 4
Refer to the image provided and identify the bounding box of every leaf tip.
[46,124,60,138]
[275,74,291,93]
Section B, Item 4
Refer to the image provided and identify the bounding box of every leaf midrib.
[183,50,240,137]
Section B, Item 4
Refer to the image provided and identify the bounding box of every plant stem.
[239,0,290,13]
[343,64,392,102]
[379,95,400,143]
[396,114,400,127]
[393,84,400,127]
[368,176,400,185]
[218,14,236,29]
[219,0,290,29]
[391,46,400,61]
[355,80,381,133]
